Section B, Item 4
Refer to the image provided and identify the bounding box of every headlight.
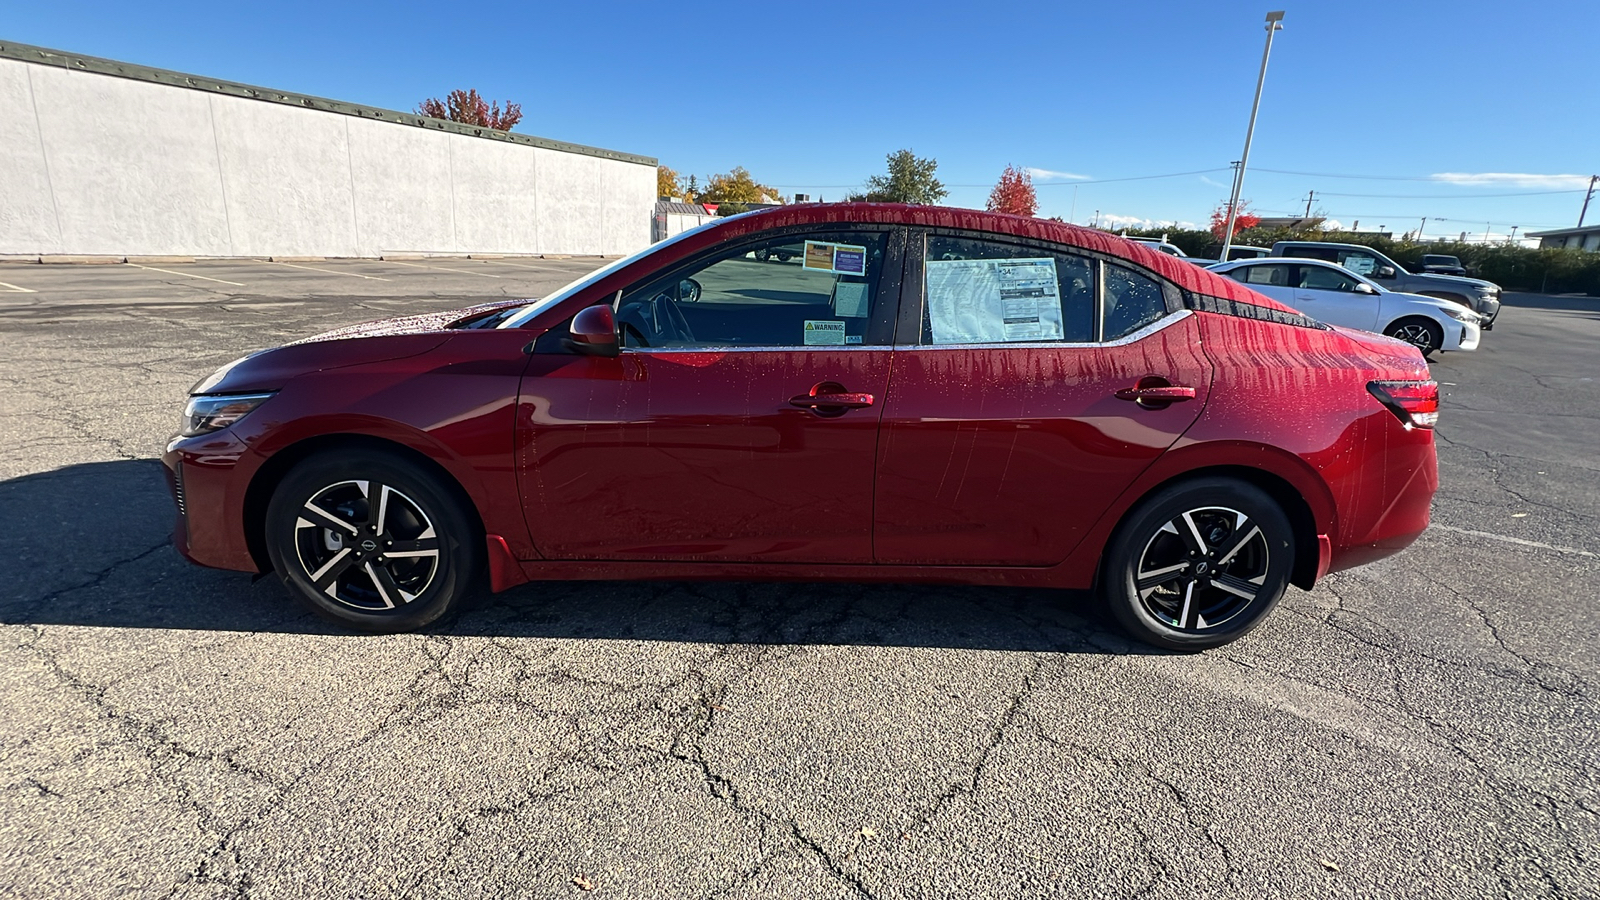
[1442,307,1479,323]
[182,393,274,436]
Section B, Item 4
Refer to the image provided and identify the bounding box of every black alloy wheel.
[1384,318,1444,356]
[265,451,480,631]
[1103,478,1295,650]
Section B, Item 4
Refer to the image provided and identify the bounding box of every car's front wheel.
[1384,317,1444,356]
[1102,478,1295,651]
[264,450,480,631]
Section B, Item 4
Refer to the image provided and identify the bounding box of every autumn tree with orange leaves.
[416,89,523,131]
[986,165,1038,217]
[1209,201,1261,241]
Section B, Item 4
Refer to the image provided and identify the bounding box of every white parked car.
[1208,257,1481,355]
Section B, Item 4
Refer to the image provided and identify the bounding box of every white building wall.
[0,52,654,258]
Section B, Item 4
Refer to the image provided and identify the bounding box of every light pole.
[1221,10,1285,263]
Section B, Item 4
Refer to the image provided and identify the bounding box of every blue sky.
[10,0,1598,241]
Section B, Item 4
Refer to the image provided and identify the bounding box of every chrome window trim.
[623,344,891,354]
[906,309,1193,351]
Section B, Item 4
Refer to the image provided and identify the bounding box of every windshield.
[498,216,734,329]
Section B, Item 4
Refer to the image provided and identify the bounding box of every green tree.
[699,166,781,205]
[852,149,948,204]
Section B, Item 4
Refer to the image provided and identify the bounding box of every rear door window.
[921,236,1095,343]
[1232,263,1292,286]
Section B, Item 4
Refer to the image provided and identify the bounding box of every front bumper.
[1476,295,1500,328]
[162,431,259,573]
[1452,319,1481,351]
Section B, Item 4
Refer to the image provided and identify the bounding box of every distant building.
[653,200,719,242]
[1255,216,1325,230]
[1526,225,1600,252]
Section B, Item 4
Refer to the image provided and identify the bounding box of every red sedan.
[164,204,1438,650]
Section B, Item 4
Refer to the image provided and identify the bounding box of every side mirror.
[679,278,702,303]
[1375,266,1396,279]
[1354,283,1379,295]
[564,304,619,357]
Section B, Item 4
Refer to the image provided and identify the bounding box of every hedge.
[1110,226,1600,296]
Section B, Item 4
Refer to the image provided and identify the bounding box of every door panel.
[519,349,890,563]
[873,313,1213,566]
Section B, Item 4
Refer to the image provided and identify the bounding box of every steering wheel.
[618,288,696,347]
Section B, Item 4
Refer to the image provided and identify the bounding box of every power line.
[1317,188,1585,199]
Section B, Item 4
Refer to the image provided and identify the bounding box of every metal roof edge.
[0,38,657,167]
[1524,225,1600,238]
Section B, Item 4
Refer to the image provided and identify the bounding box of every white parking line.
[269,260,389,281]
[382,260,501,278]
[1431,524,1596,558]
[124,262,245,286]
[477,258,566,271]
[0,281,36,293]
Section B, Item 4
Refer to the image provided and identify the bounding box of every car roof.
[708,204,1296,312]
[1273,240,1385,252]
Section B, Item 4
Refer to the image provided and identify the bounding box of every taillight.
[1368,380,1439,429]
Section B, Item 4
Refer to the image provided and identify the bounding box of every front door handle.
[790,381,875,413]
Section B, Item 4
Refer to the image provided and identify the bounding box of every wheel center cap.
[1194,561,1210,575]
[360,539,378,553]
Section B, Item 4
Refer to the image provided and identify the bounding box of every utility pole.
[1303,190,1316,218]
[1510,225,1519,244]
[1221,11,1286,263]
[1416,217,1427,242]
[1579,175,1598,227]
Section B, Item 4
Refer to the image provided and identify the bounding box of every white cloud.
[1430,172,1592,189]
[1095,214,1198,231]
[1321,218,1346,231]
[1026,167,1090,181]
[1199,175,1228,189]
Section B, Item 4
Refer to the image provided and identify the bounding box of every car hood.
[1410,271,1496,291]
[290,299,534,342]
[194,300,534,395]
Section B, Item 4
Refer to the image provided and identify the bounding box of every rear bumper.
[1325,428,1437,575]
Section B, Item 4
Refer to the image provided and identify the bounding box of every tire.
[1383,317,1444,356]
[754,248,770,262]
[264,450,481,632]
[1101,477,1295,651]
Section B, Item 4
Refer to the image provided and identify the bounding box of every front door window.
[618,231,890,349]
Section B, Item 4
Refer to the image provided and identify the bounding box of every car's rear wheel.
[1383,317,1444,356]
[1102,478,1295,651]
[264,451,480,632]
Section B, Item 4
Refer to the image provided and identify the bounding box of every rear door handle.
[1114,383,1196,407]
[1115,385,1195,402]
[790,381,875,412]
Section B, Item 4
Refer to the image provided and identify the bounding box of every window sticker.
[1343,255,1376,275]
[803,320,847,346]
[925,257,1064,344]
[832,281,869,317]
[803,241,870,276]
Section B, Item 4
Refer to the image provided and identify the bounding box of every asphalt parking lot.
[1,257,1596,899]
